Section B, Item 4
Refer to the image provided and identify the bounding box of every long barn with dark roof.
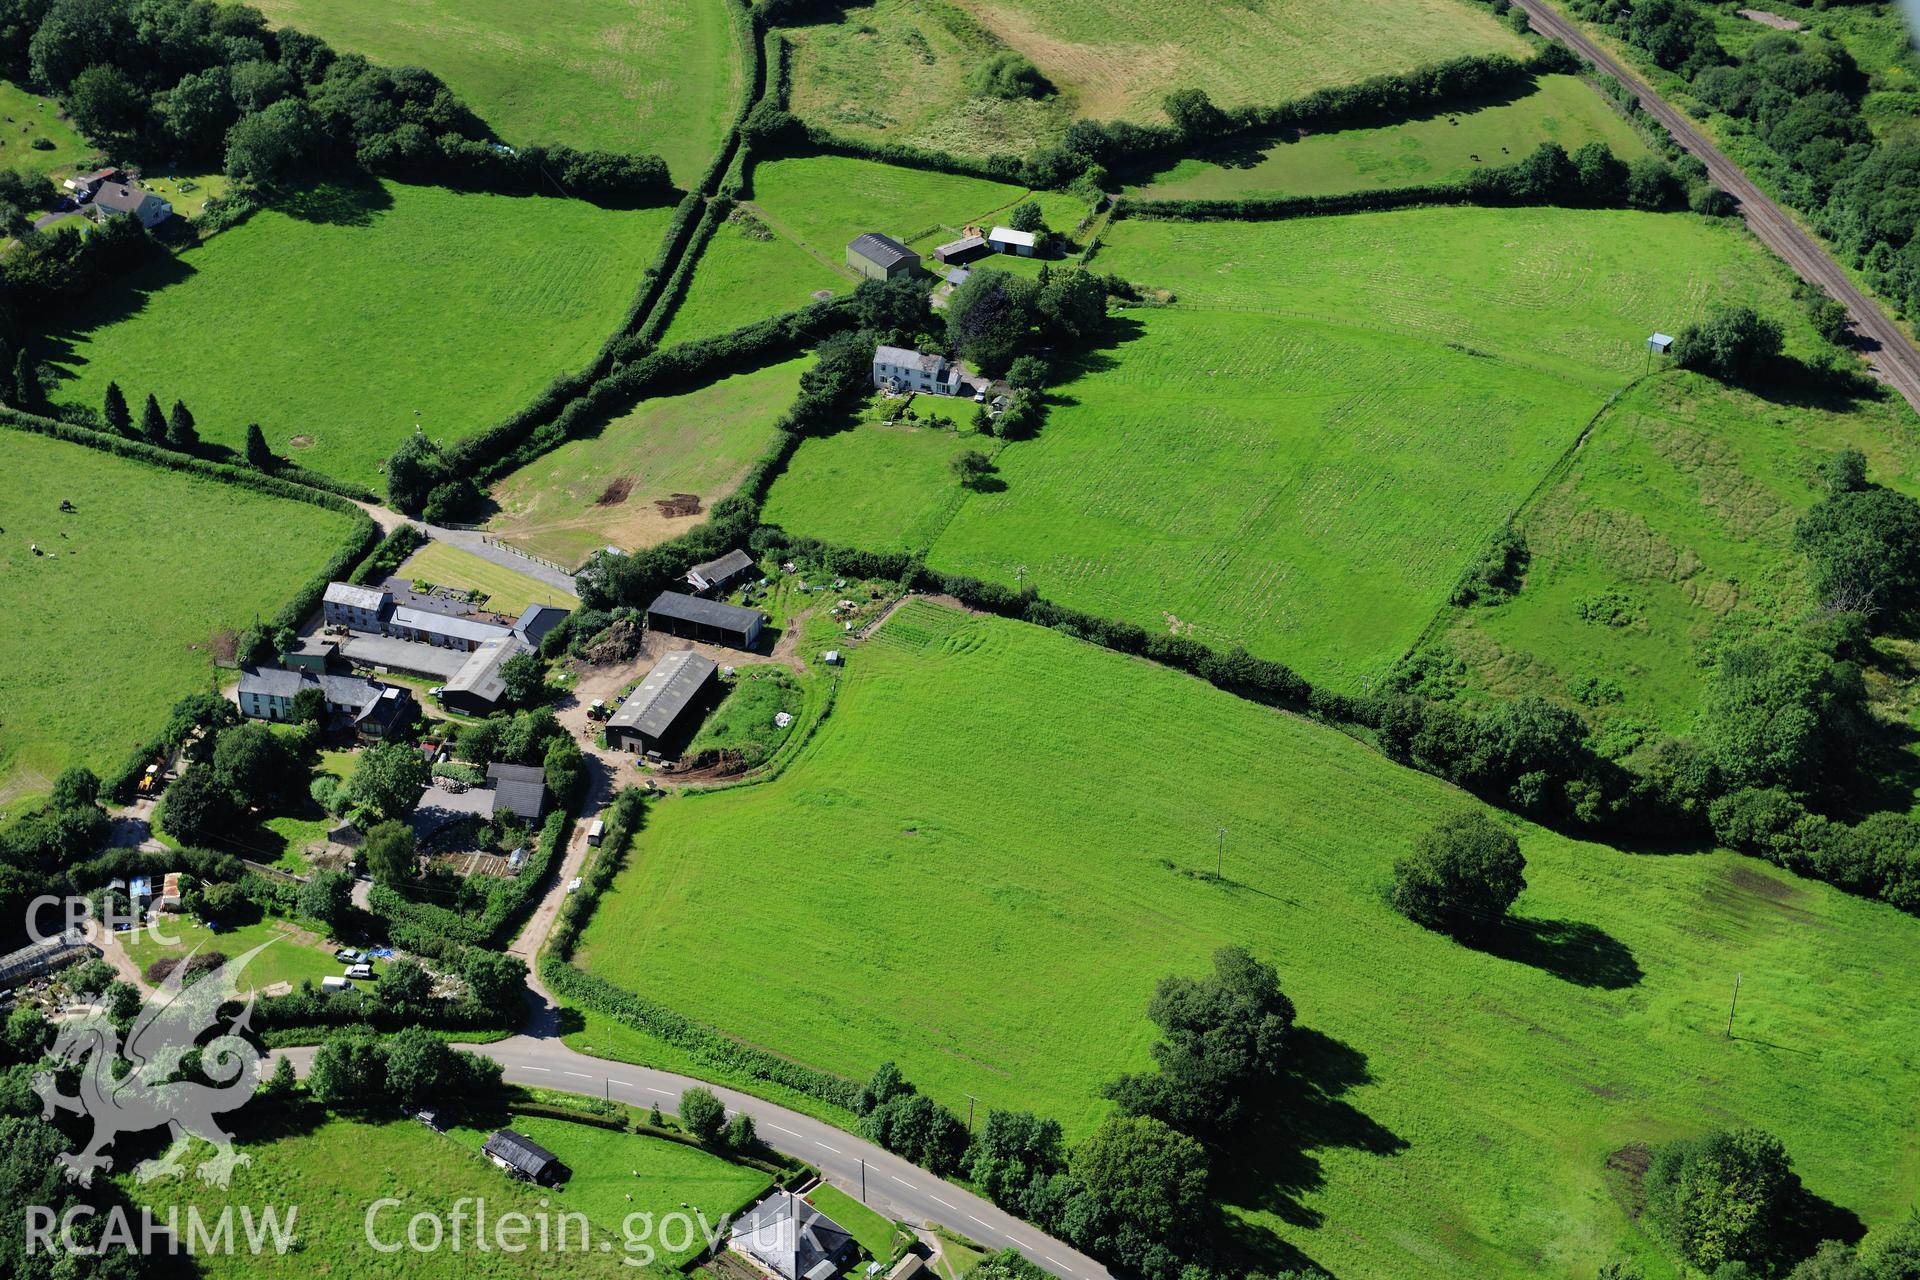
[645,591,766,650]
[607,649,719,756]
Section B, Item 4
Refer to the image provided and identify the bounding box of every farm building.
[485,763,547,823]
[482,1129,568,1185]
[685,548,755,596]
[512,602,570,647]
[933,234,990,266]
[333,633,469,680]
[236,667,415,739]
[606,650,719,756]
[987,226,1037,257]
[0,931,95,989]
[413,783,497,843]
[159,872,183,911]
[90,180,172,227]
[846,232,917,281]
[284,637,342,673]
[387,606,511,652]
[730,1191,857,1280]
[873,345,964,396]
[440,634,532,716]
[62,166,117,196]
[646,592,765,650]
[323,582,393,633]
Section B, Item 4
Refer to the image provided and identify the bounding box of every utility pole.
[966,1094,977,1136]
[1216,826,1226,878]
[1725,973,1742,1038]
[860,1158,867,1203]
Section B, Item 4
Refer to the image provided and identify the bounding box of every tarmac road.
[1512,0,1920,414]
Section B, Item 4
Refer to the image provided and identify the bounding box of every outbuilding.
[485,762,548,824]
[933,234,990,266]
[987,225,1037,257]
[645,591,765,650]
[846,232,918,281]
[684,548,755,596]
[482,1129,568,1185]
[440,634,532,716]
[322,582,392,633]
[606,650,719,755]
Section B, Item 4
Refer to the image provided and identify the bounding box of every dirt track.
[1513,0,1920,415]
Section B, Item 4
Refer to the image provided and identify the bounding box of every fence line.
[476,533,573,577]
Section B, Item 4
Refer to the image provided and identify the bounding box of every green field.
[398,540,578,615]
[45,180,675,485]
[784,0,1527,150]
[576,599,1920,1278]
[0,79,94,178]
[0,430,360,808]
[125,1115,668,1278]
[1130,75,1652,201]
[121,915,344,992]
[250,0,741,186]
[1419,372,1920,736]
[485,357,806,567]
[764,207,1818,689]
[446,1115,770,1265]
[659,215,845,346]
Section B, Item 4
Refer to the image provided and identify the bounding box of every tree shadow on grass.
[1473,915,1643,990]
[1772,1179,1867,1270]
[1214,1027,1407,1235]
[268,178,395,228]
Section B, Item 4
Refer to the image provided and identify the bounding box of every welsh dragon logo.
[33,940,272,1189]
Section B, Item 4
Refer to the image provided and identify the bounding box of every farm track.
[1513,0,1920,414]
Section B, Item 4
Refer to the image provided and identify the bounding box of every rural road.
[268,1031,1115,1280]
[1513,0,1920,413]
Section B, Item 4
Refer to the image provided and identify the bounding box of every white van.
[587,818,605,847]
[321,975,349,992]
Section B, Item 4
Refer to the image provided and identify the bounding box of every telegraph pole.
[1725,974,1742,1038]
[860,1158,867,1203]
[966,1094,977,1136]
[1216,827,1226,878]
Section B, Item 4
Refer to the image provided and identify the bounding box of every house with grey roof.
[846,232,917,281]
[873,345,964,396]
[685,548,755,596]
[485,762,547,823]
[730,1191,857,1280]
[606,649,718,756]
[323,582,393,633]
[89,180,171,227]
[236,666,414,739]
[645,592,766,650]
[440,634,532,716]
[512,602,570,647]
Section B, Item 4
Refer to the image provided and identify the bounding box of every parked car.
[344,963,374,980]
[333,948,360,962]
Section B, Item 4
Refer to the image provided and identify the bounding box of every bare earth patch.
[655,493,703,518]
[1737,8,1805,30]
[595,475,635,507]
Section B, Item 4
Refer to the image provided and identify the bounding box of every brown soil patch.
[655,492,702,518]
[1603,1142,1652,1219]
[595,476,635,507]
[207,628,238,664]
[286,434,315,449]
[1725,863,1805,903]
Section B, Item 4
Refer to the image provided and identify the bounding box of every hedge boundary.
[367,807,573,954]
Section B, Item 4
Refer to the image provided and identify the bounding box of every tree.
[1390,810,1525,939]
[66,64,144,141]
[1794,485,1920,615]
[1007,355,1049,390]
[1623,156,1681,210]
[1104,945,1295,1141]
[1786,1241,1871,1280]
[459,948,527,1017]
[951,449,994,489]
[244,422,273,470]
[290,685,327,724]
[140,393,167,445]
[724,1112,757,1151]
[1071,1114,1210,1237]
[500,651,545,708]
[1700,637,1865,792]
[374,958,433,1009]
[50,766,98,812]
[384,431,450,514]
[680,1086,726,1143]
[1035,269,1107,341]
[851,273,930,336]
[422,477,480,524]
[543,737,588,813]
[1163,87,1226,139]
[297,870,350,929]
[260,1055,298,1102]
[1643,1127,1796,1273]
[971,51,1050,100]
[946,269,1038,375]
[1572,141,1628,202]
[308,1032,387,1106]
[211,721,301,804]
[1821,446,1869,495]
[1673,306,1784,382]
[104,980,141,1022]
[363,819,416,885]
[159,65,237,156]
[969,1109,1066,1207]
[164,400,198,452]
[348,740,429,823]
[1008,200,1045,234]
[224,96,322,189]
[156,767,237,845]
[11,350,34,409]
[102,381,130,437]
[383,1029,496,1110]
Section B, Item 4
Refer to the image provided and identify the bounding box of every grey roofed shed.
[645,591,765,649]
[607,649,718,753]
[512,602,570,645]
[482,1129,566,1184]
[441,634,531,714]
[847,232,916,271]
[685,548,755,594]
[389,606,513,646]
[485,762,547,822]
[335,633,469,679]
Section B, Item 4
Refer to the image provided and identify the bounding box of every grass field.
[576,599,1920,1278]
[804,1181,902,1259]
[0,79,94,178]
[45,180,675,486]
[398,541,577,615]
[659,216,845,346]
[1130,75,1652,201]
[1418,372,1920,737]
[445,1115,770,1264]
[120,915,342,992]
[250,0,741,186]
[124,1114,668,1278]
[0,430,358,809]
[783,0,1527,151]
[485,357,806,567]
[763,207,1818,689]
